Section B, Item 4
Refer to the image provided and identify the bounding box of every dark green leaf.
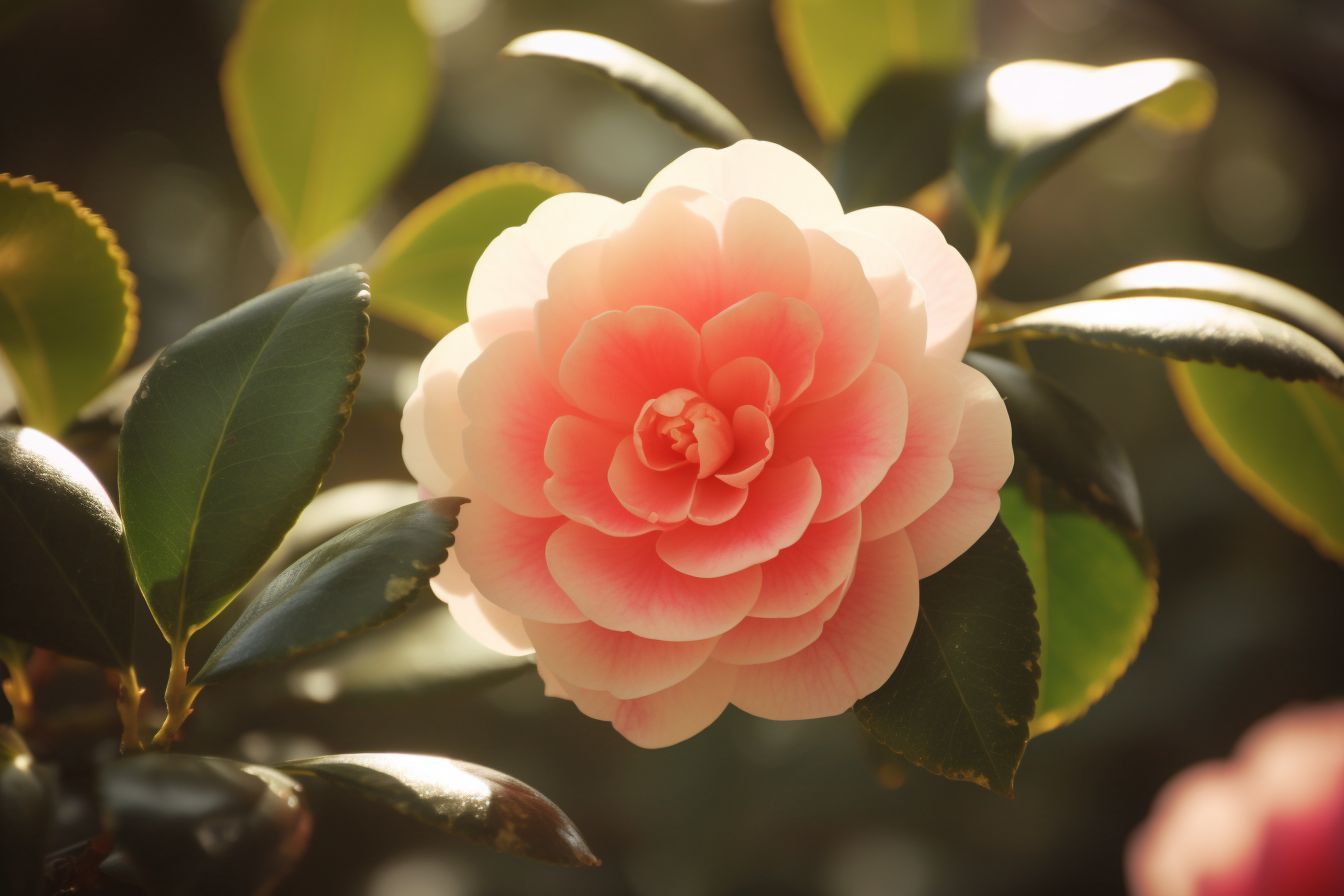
[1171,362,1344,563]
[966,352,1142,531]
[999,481,1156,734]
[369,165,580,339]
[955,58,1214,223]
[1065,261,1344,360]
[0,425,137,668]
[503,30,749,148]
[1,726,52,896]
[0,174,137,435]
[987,297,1344,388]
[119,266,370,644]
[101,753,311,896]
[774,0,977,139]
[222,0,435,258]
[855,518,1039,795]
[195,498,465,685]
[281,753,599,867]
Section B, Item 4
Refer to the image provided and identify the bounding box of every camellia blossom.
[401,140,1013,747]
[1127,701,1344,896]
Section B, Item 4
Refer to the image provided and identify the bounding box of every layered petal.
[401,323,486,495]
[544,416,662,536]
[730,530,919,719]
[524,618,718,699]
[608,436,698,525]
[701,293,822,405]
[430,559,534,657]
[751,507,862,618]
[706,356,781,416]
[711,584,845,665]
[719,197,812,305]
[546,524,762,641]
[793,231,882,404]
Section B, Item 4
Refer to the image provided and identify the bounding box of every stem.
[151,640,202,750]
[0,649,34,733]
[115,666,145,754]
[970,214,1010,296]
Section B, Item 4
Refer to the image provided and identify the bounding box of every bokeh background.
[2,0,1343,893]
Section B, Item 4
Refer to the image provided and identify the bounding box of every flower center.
[633,388,734,478]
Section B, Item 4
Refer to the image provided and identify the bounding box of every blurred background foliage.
[2,0,1343,893]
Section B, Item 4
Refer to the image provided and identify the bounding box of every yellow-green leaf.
[773,0,976,140]
[222,0,435,258]
[1170,362,1344,564]
[0,175,137,435]
[368,165,579,339]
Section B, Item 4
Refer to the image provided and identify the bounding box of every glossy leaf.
[0,426,137,668]
[1065,261,1344,360]
[774,0,976,139]
[835,67,978,208]
[281,753,599,867]
[1171,362,1344,563]
[955,58,1214,223]
[966,352,1142,531]
[369,165,580,338]
[987,297,1344,388]
[222,0,434,257]
[195,498,465,684]
[119,266,370,644]
[1,726,51,896]
[855,519,1039,795]
[0,174,137,435]
[503,30,749,147]
[285,602,532,703]
[101,753,311,896]
[1000,481,1156,735]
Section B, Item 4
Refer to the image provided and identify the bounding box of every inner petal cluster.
[634,389,733,477]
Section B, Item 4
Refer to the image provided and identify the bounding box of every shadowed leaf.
[1,726,51,896]
[281,753,599,867]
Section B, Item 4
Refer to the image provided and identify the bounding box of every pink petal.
[642,140,844,230]
[465,192,621,344]
[793,231,882,404]
[608,436,698,525]
[711,583,845,665]
[828,224,932,383]
[688,477,750,526]
[430,560,534,657]
[558,306,701,424]
[545,523,762,641]
[706,356,781,416]
[656,458,822,578]
[535,240,608,383]
[841,206,976,360]
[774,364,908,522]
[543,416,662,537]
[751,507,862,618]
[400,323,486,495]
[861,453,954,543]
[730,530,919,720]
[451,492,586,624]
[715,405,774,488]
[458,331,569,517]
[905,364,1014,577]
[612,660,737,748]
[719,197,812,308]
[524,618,718,699]
[701,293,822,405]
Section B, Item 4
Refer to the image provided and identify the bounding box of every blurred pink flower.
[1127,701,1344,896]
[401,140,1012,747]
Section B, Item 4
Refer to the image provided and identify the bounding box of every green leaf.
[773,0,976,139]
[280,753,599,867]
[502,30,750,148]
[0,174,138,435]
[118,266,370,644]
[835,67,977,208]
[855,519,1039,795]
[955,58,1215,224]
[0,425,137,668]
[966,353,1142,531]
[195,498,465,685]
[1170,362,1344,564]
[1,726,52,896]
[1064,261,1344,360]
[222,0,434,258]
[1000,481,1156,735]
[369,165,580,339]
[101,754,311,896]
[986,297,1344,388]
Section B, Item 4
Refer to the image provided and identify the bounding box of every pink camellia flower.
[1127,701,1344,896]
[401,140,1013,747]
